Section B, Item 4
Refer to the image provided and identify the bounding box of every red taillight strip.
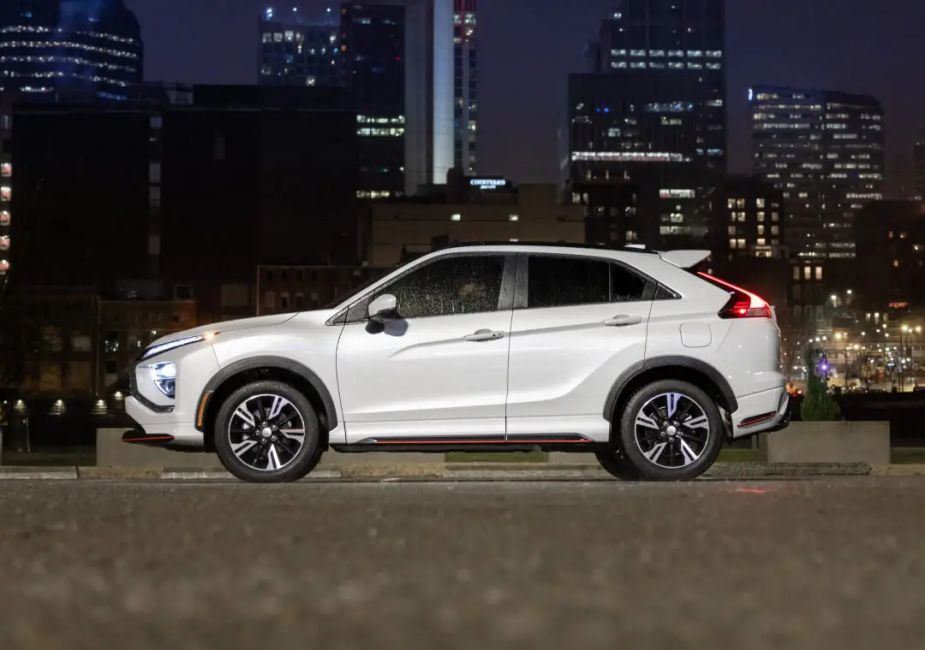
[697,271,772,319]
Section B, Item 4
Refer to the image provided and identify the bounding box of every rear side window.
[527,256,650,309]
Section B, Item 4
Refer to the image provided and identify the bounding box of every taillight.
[697,272,772,319]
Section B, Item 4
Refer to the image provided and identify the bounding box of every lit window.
[509,214,519,222]
[0,163,11,177]
[451,213,462,222]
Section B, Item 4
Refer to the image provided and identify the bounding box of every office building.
[258,5,341,88]
[750,85,884,260]
[342,0,455,198]
[369,174,585,268]
[7,85,360,323]
[712,175,785,263]
[568,0,726,249]
[453,0,477,174]
[0,0,143,101]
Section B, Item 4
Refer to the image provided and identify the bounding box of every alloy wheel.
[226,393,307,472]
[633,392,711,469]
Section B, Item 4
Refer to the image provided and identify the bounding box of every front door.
[337,253,515,444]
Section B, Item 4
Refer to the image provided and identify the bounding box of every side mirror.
[368,294,398,323]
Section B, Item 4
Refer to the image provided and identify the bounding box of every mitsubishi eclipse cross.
[125,244,790,483]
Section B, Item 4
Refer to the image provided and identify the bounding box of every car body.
[125,244,790,482]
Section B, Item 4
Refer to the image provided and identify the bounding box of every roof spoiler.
[658,250,712,269]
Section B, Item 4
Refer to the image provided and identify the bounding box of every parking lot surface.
[1,478,923,649]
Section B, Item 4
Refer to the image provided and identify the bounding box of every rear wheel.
[617,380,722,482]
[214,380,322,483]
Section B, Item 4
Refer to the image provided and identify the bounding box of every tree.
[801,348,841,421]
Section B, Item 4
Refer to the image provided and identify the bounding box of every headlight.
[141,334,208,360]
[149,362,177,398]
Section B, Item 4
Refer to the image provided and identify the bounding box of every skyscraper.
[258,5,341,88]
[341,2,406,198]
[567,0,726,249]
[0,0,143,101]
[453,0,477,174]
[750,85,884,260]
[257,1,456,197]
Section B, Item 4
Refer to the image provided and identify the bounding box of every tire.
[617,379,723,482]
[595,447,643,481]
[214,380,322,483]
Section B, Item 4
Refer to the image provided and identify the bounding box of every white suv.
[125,244,790,482]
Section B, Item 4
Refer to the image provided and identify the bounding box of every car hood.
[149,313,299,348]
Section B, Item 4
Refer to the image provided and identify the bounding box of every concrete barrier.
[762,421,890,466]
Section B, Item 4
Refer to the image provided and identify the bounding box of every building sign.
[469,177,508,191]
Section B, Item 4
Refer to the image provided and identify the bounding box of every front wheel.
[617,380,723,482]
[214,380,322,483]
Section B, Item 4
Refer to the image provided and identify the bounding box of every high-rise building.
[750,85,884,260]
[341,2,406,199]
[453,0,477,174]
[258,5,341,88]
[341,0,454,198]
[567,0,726,250]
[712,176,785,263]
[913,128,925,201]
[259,2,455,197]
[0,0,143,101]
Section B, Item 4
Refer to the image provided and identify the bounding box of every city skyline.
[124,0,925,195]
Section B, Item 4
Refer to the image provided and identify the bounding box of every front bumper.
[730,387,791,439]
[125,397,206,448]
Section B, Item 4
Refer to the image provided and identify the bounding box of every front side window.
[527,256,650,309]
[351,255,506,321]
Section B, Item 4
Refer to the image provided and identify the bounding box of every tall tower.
[568,0,726,249]
[453,0,477,175]
[750,86,884,259]
[0,0,143,101]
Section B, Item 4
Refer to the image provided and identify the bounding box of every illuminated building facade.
[453,0,477,174]
[0,0,142,101]
[568,0,726,249]
[750,85,884,260]
[258,5,341,88]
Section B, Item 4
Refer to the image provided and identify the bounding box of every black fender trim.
[603,356,739,421]
[195,356,338,432]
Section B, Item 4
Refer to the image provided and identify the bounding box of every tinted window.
[371,255,505,320]
[527,256,649,308]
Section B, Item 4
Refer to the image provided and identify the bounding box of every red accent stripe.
[123,435,175,444]
[372,438,591,446]
[374,439,506,445]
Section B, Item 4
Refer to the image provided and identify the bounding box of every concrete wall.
[762,421,890,466]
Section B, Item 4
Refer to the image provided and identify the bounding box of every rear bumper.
[730,387,791,439]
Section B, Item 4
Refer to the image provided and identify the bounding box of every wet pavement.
[1,478,923,649]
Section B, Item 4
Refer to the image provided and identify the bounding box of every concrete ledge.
[763,421,890,466]
[0,466,79,480]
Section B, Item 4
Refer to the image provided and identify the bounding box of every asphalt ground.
[0,478,923,649]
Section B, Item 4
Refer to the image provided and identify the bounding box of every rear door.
[505,254,654,442]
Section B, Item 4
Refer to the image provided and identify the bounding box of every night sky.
[125,0,925,196]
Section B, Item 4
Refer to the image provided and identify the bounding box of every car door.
[337,253,516,444]
[505,254,654,442]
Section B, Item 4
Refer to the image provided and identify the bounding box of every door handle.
[464,329,506,342]
[603,315,643,327]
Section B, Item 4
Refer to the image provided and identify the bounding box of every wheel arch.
[196,356,338,451]
[604,356,738,427]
